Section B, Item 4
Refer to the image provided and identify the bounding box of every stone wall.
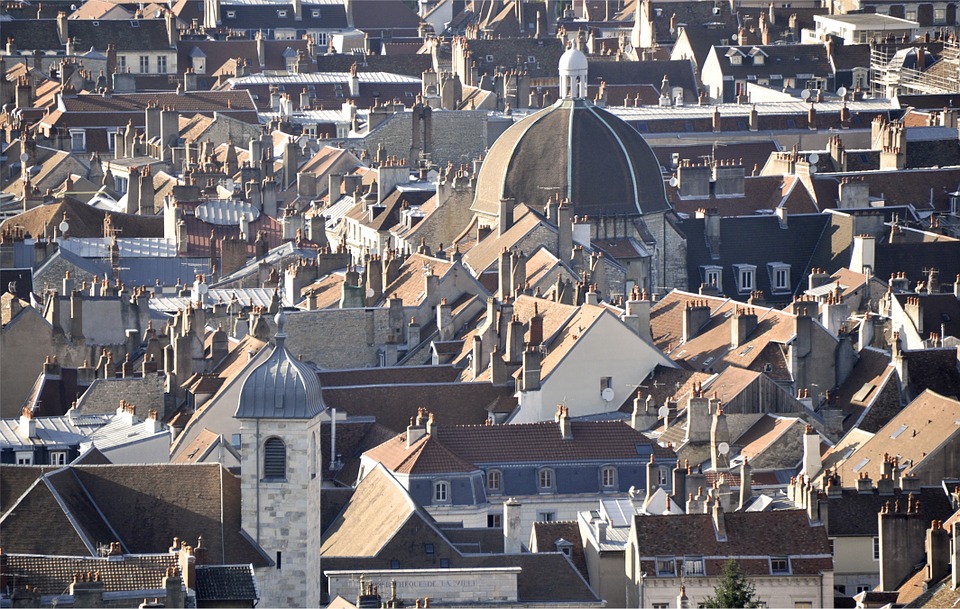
[361,111,489,168]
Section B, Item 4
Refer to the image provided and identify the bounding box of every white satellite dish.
[59,220,69,234]
[601,387,615,402]
[809,165,817,174]
[837,86,848,98]
[718,441,730,455]
[800,89,812,101]
[669,176,679,187]
[366,286,375,299]
[808,152,820,164]
[198,282,209,294]
[657,405,669,418]
[19,153,28,164]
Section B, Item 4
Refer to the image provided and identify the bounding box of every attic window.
[527,55,536,63]
[92,20,99,26]
[226,10,235,17]
[278,9,287,17]
[852,457,870,473]
[485,54,495,62]
[130,20,139,27]
[852,383,875,403]
[730,55,742,65]
[312,9,320,17]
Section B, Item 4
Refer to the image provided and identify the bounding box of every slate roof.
[65,19,174,52]
[822,486,954,537]
[530,520,589,579]
[194,564,259,602]
[322,381,515,433]
[708,43,833,80]
[216,1,346,29]
[681,212,832,299]
[0,463,270,566]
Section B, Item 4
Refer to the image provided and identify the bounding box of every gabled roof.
[632,509,831,563]
[320,464,445,557]
[369,420,674,467]
[0,463,270,565]
[834,389,960,486]
[364,433,479,475]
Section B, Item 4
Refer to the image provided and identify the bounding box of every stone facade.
[362,110,489,169]
[240,416,323,607]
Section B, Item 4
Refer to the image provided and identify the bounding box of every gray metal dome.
[235,311,324,419]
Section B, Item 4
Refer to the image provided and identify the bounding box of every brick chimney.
[406,408,428,447]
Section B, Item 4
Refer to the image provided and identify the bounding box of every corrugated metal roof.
[83,416,169,451]
[195,200,261,226]
[61,238,179,259]
[230,71,421,86]
[0,416,86,449]
[150,287,288,313]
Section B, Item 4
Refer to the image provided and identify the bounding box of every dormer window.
[770,556,791,574]
[487,469,502,493]
[433,480,450,504]
[730,54,742,65]
[768,262,790,293]
[226,10,235,18]
[538,467,555,493]
[734,264,756,293]
[312,9,320,17]
[656,556,677,576]
[278,9,288,17]
[701,265,722,291]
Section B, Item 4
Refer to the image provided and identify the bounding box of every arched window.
[601,465,617,490]
[434,480,450,504]
[263,437,286,480]
[538,467,555,492]
[487,469,502,493]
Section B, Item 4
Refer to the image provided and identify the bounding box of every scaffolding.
[870,38,960,97]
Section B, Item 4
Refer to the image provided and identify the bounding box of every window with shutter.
[264,438,286,480]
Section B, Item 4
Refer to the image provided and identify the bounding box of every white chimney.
[18,409,37,439]
[503,498,522,553]
[801,424,821,477]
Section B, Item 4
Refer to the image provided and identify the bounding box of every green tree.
[702,559,761,608]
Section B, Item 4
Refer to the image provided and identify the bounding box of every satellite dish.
[837,86,848,98]
[808,152,820,164]
[366,286,375,299]
[718,442,730,455]
[800,89,812,100]
[601,387,615,402]
[197,282,209,295]
[19,153,28,164]
[809,165,817,174]
[59,220,69,234]
[669,176,678,187]
[657,405,669,418]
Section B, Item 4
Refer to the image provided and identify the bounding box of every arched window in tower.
[263,437,286,480]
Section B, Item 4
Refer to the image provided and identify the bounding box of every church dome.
[236,311,324,419]
[471,98,671,219]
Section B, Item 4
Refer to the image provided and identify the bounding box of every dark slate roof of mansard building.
[471,97,671,219]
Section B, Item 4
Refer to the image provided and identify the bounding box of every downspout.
[256,419,261,543]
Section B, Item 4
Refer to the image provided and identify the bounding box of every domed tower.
[235,311,325,606]
[559,44,588,99]
[470,48,686,290]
